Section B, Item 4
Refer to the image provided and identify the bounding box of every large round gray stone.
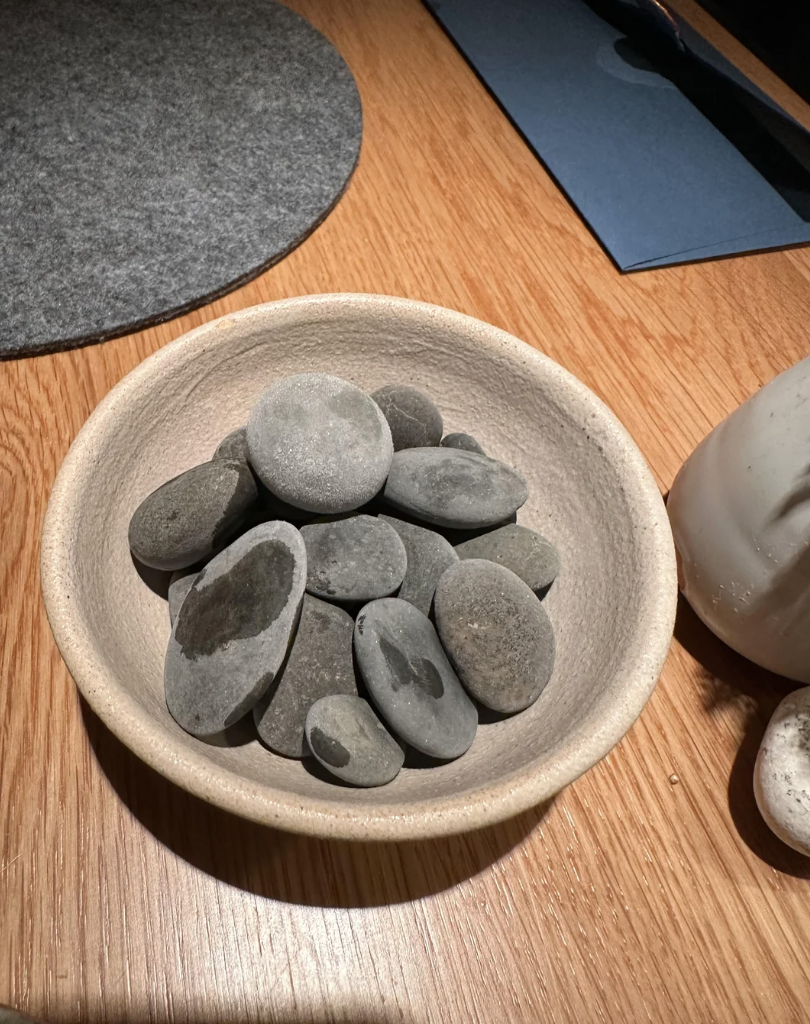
[354,597,477,759]
[379,514,458,615]
[247,373,393,513]
[440,432,485,455]
[382,448,527,529]
[129,460,257,570]
[253,594,358,758]
[168,568,199,625]
[306,694,405,787]
[165,521,306,737]
[371,384,443,450]
[301,515,407,602]
[455,524,560,595]
[434,560,555,713]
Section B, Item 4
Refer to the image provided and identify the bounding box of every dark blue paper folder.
[425,0,810,269]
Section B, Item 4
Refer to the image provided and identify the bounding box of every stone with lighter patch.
[353,597,477,759]
[383,447,527,530]
[168,568,199,625]
[164,521,306,737]
[253,594,358,758]
[306,694,405,787]
[454,523,560,595]
[247,373,393,514]
[129,460,257,570]
[440,432,486,455]
[301,514,407,602]
[378,514,458,615]
[434,560,556,713]
[371,384,443,451]
[755,686,810,857]
[212,426,250,464]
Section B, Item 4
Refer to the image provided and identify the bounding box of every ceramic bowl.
[41,294,676,841]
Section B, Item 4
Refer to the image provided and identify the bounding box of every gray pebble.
[253,594,358,758]
[434,560,555,713]
[168,568,199,625]
[129,460,257,570]
[165,522,306,737]
[212,426,250,463]
[455,524,560,594]
[383,448,528,530]
[354,598,477,759]
[301,515,407,602]
[247,373,393,514]
[306,694,405,787]
[371,384,443,450]
[440,432,485,455]
[379,514,458,615]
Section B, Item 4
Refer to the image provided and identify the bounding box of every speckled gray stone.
[455,524,560,595]
[382,447,528,530]
[371,384,443,450]
[168,568,199,625]
[247,373,393,513]
[165,521,306,737]
[755,686,810,856]
[440,432,485,455]
[253,594,358,757]
[129,460,257,570]
[354,597,477,759]
[213,427,250,463]
[379,514,458,615]
[301,515,407,602]
[434,560,555,714]
[305,694,404,786]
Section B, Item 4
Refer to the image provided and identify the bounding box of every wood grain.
[3,1,810,1021]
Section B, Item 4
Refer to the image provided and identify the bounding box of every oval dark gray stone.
[253,594,358,757]
[168,568,199,625]
[434,560,556,713]
[378,514,458,615]
[305,694,405,787]
[440,432,485,455]
[354,598,477,759]
[247,373,393,514]
[212,426,250,463]
[382,448,528,530]
[165,521,306,737]
[371,384,443,450]
[301,515,407,602]
[129,460,257,570]
[454,524,561,594]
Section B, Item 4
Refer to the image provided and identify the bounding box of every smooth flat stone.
[354,598,477,759]
[301,515,407,602]
[129,460,257,570]
[455,524,560,594]
[212,426,250,463]
[371,384,443,450]
[755,687,810,856]
[165,522,306,737]
[253,594,358,758]
[382,448,527,529]
[306,694,404,787]
[168,568,199,625]
[434,560,555,713]
[379,514,458,615]
[247,373,393,514]
[440,432,485,455]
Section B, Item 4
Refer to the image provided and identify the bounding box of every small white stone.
[754,686,810,856]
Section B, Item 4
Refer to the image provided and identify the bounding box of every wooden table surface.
[4,1,810,1021]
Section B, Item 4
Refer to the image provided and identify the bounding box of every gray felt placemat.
[0,0,362,357]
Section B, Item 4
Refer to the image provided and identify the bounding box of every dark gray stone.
[434,560,556,714]
[247,374,393,514]
[168,568,199,625]
[455,524,560,594]
[305,694,405,787]
[213,427,250,463]
[379,514,458,615]
[165,522,306,737]
[371,384,443,451]
[253,594,358,757]
[382,448,528,530]
[129,460,257,571]
[354,598,477,759]
[301,515,407,602]
[440,432,485,455]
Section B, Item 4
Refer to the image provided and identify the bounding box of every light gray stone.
[371,384,443,450]
[455,524,560,594]
[168,568,199,625]
[440,432,485,455]
[301,514,407,602]
[379,514,458,615]
[755,686,810,857]
[306,694,405,787]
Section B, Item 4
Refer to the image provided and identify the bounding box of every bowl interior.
[42,294,675,839]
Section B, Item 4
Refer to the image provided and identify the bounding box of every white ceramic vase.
[668,355,810,681]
